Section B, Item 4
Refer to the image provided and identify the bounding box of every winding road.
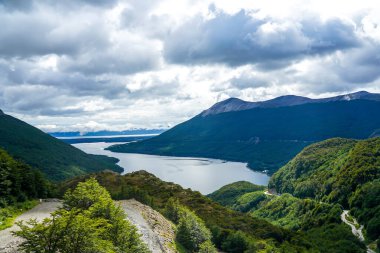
[341,210,376,253]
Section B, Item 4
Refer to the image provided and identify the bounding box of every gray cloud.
[0,0,380,131]
[164,9,360,68]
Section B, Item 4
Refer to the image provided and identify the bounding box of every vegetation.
[0,113,122,181]
[0,148,55,230]
[15,178,148,253]
[207,181,265,207]
[0,148,53,206]
[59,170,318,252]
[209,183,366,253]
[269,137,380,241]
[108,100,380,173]
[0,200,38,230]
[165,198,217,252]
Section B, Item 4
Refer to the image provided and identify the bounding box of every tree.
[15,178,149,253]
[176,207,215,252]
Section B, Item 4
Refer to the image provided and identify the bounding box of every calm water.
[73,142,270,194]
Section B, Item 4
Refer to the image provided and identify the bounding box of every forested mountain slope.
[0,112,122,181]
[269,137,380,241]
[109,98,380,173]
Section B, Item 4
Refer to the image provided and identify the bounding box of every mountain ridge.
[201,91,380,116]
[0,111,122,181]
[109,99,380,173]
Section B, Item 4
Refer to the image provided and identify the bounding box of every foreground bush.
[165,198,217,252]
[14,178,148,253]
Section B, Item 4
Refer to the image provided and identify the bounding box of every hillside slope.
[269,137,380,241]
[59,170,322,252]
[109,98,380,173]
[0,112,122,181]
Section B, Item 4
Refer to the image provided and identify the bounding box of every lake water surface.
[73,142,270,194]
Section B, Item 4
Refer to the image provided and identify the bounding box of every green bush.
[14,178,148,253]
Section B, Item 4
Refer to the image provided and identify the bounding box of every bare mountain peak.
[0,109,4,116]
[201,91,380,117]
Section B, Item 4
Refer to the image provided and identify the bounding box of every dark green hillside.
[209,182,366,253]
[109,100,380,173]
[207,181,265,207]
[60,171,319,252]
[269,137,380,241]
[0,112,122,181]
[0,148,52,205]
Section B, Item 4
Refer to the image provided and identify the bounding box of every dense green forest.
[269,137,380,241]
[0,148,53,229]
[208,181,366,253]
[108,100,380,173]
[0,112,122,181]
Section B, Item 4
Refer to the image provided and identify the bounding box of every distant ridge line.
[201,91,380,116]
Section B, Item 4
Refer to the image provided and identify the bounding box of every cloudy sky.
[1,0,380,132]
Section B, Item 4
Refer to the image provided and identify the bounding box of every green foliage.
[198,240,218,253]
[176,207,214,252]
[15,178,148,253]
[0,113,122,181]
[250,194,342,231]
[0,148,53,207]
[269,137,380,240]
[221,231,257,253]
[108,100,380,173]
[207,181,265,207]
[60,171,315,252]
[349,179,380,240]
[304,224,366,253]
[0,200,38,230]
[232,191,268,212]
[165,198,217,252]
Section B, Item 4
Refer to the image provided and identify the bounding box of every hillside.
[0,112,122,181]
[269,137,380,241]
[59,170,323,252]
[108,95,380,173]
[208,181,367,253]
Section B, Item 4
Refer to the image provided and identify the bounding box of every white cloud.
[0,0,380,131]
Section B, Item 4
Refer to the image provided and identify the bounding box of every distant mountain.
[201,91,380,116]
[108,91,380,173]
[50,129,166,138]
[0,111,122,181]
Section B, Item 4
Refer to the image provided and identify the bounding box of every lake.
[73,142,270,194]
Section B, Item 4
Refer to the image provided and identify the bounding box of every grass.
[0,200,39,230]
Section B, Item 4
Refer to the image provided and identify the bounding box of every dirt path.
[1,199,176,253]
[118,199,176,253]
[0,200,61,253]
[341,210,376,253]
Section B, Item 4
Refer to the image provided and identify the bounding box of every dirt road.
[0,201,61,253]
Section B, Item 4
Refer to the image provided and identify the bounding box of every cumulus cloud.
[0,0,380,131]
[164,8,360,68]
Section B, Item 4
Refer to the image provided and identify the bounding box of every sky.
[1,0,380,132]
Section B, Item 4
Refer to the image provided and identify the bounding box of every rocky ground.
[0,199,176,253]
[118,199,177,253]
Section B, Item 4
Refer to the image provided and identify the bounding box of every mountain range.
[201,91,380,116]
[108,91,380,173]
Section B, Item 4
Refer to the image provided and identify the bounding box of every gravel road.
[0,200,61,253]
[341,210,376,253]
[0,199,176,253]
